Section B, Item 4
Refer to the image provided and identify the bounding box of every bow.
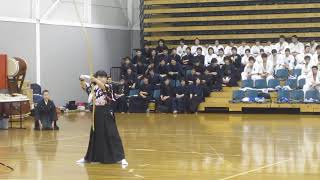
[72,0,96,131]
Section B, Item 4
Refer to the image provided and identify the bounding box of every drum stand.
[7,73,26,94]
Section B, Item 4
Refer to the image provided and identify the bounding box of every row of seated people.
[111,77,206,113]
[147,35,317,58]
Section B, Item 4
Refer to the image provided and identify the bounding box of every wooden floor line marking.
[219,159,291,180]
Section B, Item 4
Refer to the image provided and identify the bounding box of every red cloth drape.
[0,54,7,89]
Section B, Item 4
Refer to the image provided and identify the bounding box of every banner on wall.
[0,54,8,89]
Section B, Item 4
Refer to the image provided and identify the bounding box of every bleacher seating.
[143,0,320,47]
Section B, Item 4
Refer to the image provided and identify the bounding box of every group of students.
[113,35,320,113]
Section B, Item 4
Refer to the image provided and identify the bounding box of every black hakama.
[84,105,125,163]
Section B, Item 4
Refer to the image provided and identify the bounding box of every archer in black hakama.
[79,74,127,165]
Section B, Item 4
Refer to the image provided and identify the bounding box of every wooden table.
[0,96,30,129]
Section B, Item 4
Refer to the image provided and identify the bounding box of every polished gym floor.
[0,112,320,180]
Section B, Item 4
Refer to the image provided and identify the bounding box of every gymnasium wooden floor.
[0,112,320,180]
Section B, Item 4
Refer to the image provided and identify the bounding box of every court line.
[134,174,145,178]
[208,145,237,171]
[218,159,291,180]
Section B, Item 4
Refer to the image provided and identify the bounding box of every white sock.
[121,159,128,165]
[76,158,86,163]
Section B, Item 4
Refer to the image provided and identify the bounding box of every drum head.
[7,58,19,77]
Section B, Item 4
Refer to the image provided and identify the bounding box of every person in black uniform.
[156,59,169,78]
[34,90,59,130]
[124,68,137,89]
[129,77,152,113]
[113,79,129,113]
[194,47,205,65]
[147,68,162,90]
[158,78,176,113]
[168,58,182,80]
[136,60,147,79]
[230,47,243,81]
[155,39,168,55]
[206,58,222,91]
[181,47,194,71]
[201,70,213,97]
[120,57,135,77]
[186,68,199,85]
[77,71,128,166]
[173,79,190,113]
[142,42,151,59]
[221,57,238,87]
[157,48,171,64]
[193,59,205,75]
[132,49,146,65]
[189,78,204,113]
[148,49,158,66]
[170,48,181,64]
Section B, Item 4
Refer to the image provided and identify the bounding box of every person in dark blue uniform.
[194,47,205,65]
[168,58,182,80]
[221,57,238,87]
[181,47,194,71]
[173,79,190,113]
[158,78,176,113]
[170,48,181,64]
[206,58,222,91]
[113,79,129,113]
[124,68,137,89]
[147,68,162,90]
[189,78,204,113]
[34,90,59,130]
[129,77,152,113]
[132,49,146,65]
[156,59,169,78]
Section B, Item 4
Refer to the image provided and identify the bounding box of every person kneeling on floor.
[34,90,59,130]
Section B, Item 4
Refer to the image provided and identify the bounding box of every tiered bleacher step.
[199,86,320,113]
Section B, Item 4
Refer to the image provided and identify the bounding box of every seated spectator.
[129,77,152,113]
[191,38,204,55]
[206,58,222,91]
[303,66,320,93]
[181,47,194,70]
[124,68,137,89]
[255,53,274,82]
[148,49,159,66]
[241,49,252,66]
[217,48,225,65]
[187,68,199,85]
[132,49,146,65]
[142,42,151,59]
[298,56,313,81]
[238,40,250,56]
[224,41,236,56]
[168,58,182,80]
[156,59,169,78]
[147,68,162,90]
[251,40,264,57]
[275,35,289,54]
[157,48,170,64]
[121,57,135,77]
[174,79,190,113]
[282,48,295,73]
[230,47,243,81]
[170,48,181,64]
[177,38,188,57]
[113,79,129,113]
[241,56,257,80]
[156,39,168,55]
[205,47,217,66]
[136,60,147,79]
[193,60,205,76]
[194,47,205,65]
[221,57,238,86]
[212,40,224,55]
[189,78,204,113]
[158,78,176,113]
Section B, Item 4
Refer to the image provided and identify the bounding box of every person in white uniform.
[274,35,289,54]
[303,66,320,93]
[212,40,224,55]
[204,47,217,66]
[176,38,188,57]
[289,35,305,57]
[241,49,252,66]
[298,56,313,81]
[238,40,250,56]
[241,57,259,80]
[255,53,274,82]
[251,40,264,57]
[191,38,204,55]
[224,41,236,56]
